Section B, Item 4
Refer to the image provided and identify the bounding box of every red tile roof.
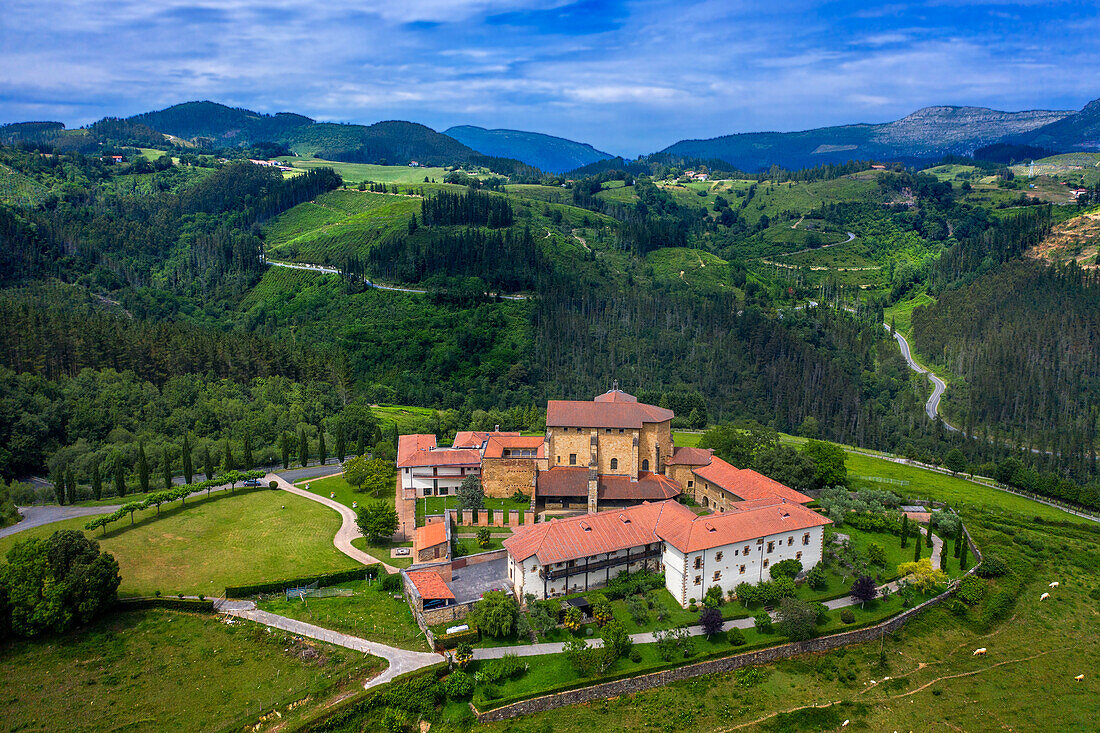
[535,468,681,501]
[452,431,520,449]
[406,570,455,601]
[397,434,481,468]
[504,498,830,564]
[593,389,638,403]
[504,501,686,565]
[483,435,546,459]
[416,522,448,549]
[668,446,714,466]
[693,457,812,504]
[660,501,832,554]
[546,400,674,429]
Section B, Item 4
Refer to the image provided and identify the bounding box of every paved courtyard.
[450,557,510,604]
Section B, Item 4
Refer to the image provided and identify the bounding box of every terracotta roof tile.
[534,468,681,501]
[406,570,455,601]
[546,400,674,429]
[452,431,520,449]
[397,434,437,466]
[662,501,832,554]
[593,389,638,403]
[416,522,448,549]
[668,446,715,466]
[398,446,483,468]
[483,436,546,459]
[693,457,812,504]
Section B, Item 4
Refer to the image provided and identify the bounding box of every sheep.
[1075,674,1085,681]
[973,648,987,656]
[1040,592,1050,601]
[1049,581,1059,588]
[841,722,849,728]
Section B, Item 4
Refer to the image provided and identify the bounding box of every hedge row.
[301,665,448,732]
[84,470,268,534]
[116,596,215,612]
[225,564,383,598]
[434,627,480,650]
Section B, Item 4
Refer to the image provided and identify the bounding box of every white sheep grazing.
[1049,581,1059,588]
[1075,674,1085,681]
[1040,592,1050,601]
[973,648,987,656]
[841,721,849,728]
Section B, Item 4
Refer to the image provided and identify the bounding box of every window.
[715,552,723,561]
[763,558,769,568]
[438,487,449,496]
[557,455,562,464]
[788,537,794,546]
[432,479,438,491]
[694,576,702,586]
[619,428,625,433]
[605,428,611,433]
[739,565,746,574]
[734,549,739,556]
[713,571,721,581]
[795,551,802,560]
[802,533,811,545]
[744,545,751,554]
[687,479,693,488]
[767,541,775,553]
[694,556,703,569]
[642,459,650,471]
[569,453,577,465]
[610,458,618,470]
[433,467,438,476]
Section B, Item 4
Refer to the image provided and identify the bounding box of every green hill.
[444,125,613,173]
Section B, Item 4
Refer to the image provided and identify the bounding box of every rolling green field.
[645,247,741,293]
[278,158,449,184]
[259,578,428,650]
[884,290,936,335]
[0,162,49,206]
[0,489,359,596]
[0,609,383,733]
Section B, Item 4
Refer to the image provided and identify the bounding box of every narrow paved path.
[0,504,121,539]
[264,473,399,573]
[219,600,441,689]
[266,259,529,301]
[885,324,956,431]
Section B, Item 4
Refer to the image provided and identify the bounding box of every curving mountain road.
[884,324,957,432]
[266,259,529,300]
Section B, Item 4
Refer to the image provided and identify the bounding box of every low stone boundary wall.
[453,548,508,570]
[452,509,536,527]
[475,530,984,722]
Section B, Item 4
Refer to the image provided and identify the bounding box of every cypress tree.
[204,445,214,481]
[357,430,366,458]
[92,463,102,501]
[115,462,126,498]
[162,447,172,490]
[391,422,399,449]
[280,432,290,469]
[138,442,150,493]
[926,521,933,547]
[51,468,65,505]
[299,427,309,467]
[335,423,346,463]
[913,528,922,561]
[318,425,327,466]
[900,514,909,548]
[223,438,234,472]
[66,467,76,505]
[959,531,969,571]
[243,433,254,470]
[182,434,193,484]
[953,524,963,558]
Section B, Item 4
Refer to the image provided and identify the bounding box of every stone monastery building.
[397,387,831,607]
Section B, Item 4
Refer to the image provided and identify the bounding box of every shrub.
[776,597,818,641]
[773,576,798,600]
[840,609,856,624]
[727,627,746,646]
[866,542,887,568]
[454,643,473,667]
[602,569,665,600]
[956,576,985,605]
[469,591,518,639]
[445,670,474,699]
[476,527,491,549]
[704,584,724,608]
[380,573,403,593]
[735,582,757,606]
[770,559,803,580]
[976,554,1009,578]
[268,480,278,490]
[806,564,828,591]
[563,606,584,633]
[753,612,773,633]
[626,595,650,626]
[699,606,724,636]
[475,653,527,684]
[688,600,698,612]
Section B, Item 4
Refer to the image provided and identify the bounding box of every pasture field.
[0,609,383,733]
[504,183,572,204]
[884,290,936,335]
[781,241,880,270]
[259,578,428,650]
[0,162,49,206]
[1010,152,1100,186]
[278,157,449,184]
[736,176,879,227]
[645,247,741,293]
[0,489,358,596]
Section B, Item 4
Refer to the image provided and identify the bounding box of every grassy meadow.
[278,158,449,184]
[0,488,358,597]
[0,609,383,733]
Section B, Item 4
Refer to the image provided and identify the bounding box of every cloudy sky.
[1,0,1097,155]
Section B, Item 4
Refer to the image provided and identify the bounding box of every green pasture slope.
[279,157,449,184]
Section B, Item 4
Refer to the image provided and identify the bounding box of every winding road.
[266,259,529,301]
[885,325,957,431]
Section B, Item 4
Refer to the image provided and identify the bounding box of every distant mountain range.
[444,125,613,173]
[4,96,1100,174]
[661,105,1077,171]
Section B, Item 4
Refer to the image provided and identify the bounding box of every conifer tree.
[115,462,126,498]
[203,445,214,481]
[913,529,922,561]
[926,522,933,547]
[335,423,346,463]
[959,531,969,571]
[953,524,963,558]
[318,425,327,466]
[900,513,909,548]
[299,427,309,467]
[138,442,150,493]
[242,433,253,470]
[280,432,290,469]
[223,438,234,472]
[92,463,102,501]
[162,447,172,490]
[65,467,75,505]
[182,434,193,484]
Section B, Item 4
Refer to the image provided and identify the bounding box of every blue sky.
[1,0,1097,156]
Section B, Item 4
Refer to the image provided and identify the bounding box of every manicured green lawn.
[351,536,414,569]
[417,496,530,527]
[258,579,429,650]
[278,159,448,184]
[673,430,704,447]
[454,536,506,555]
[297,473,392,510]
[0,489,359,597]
[0,609,382,733]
